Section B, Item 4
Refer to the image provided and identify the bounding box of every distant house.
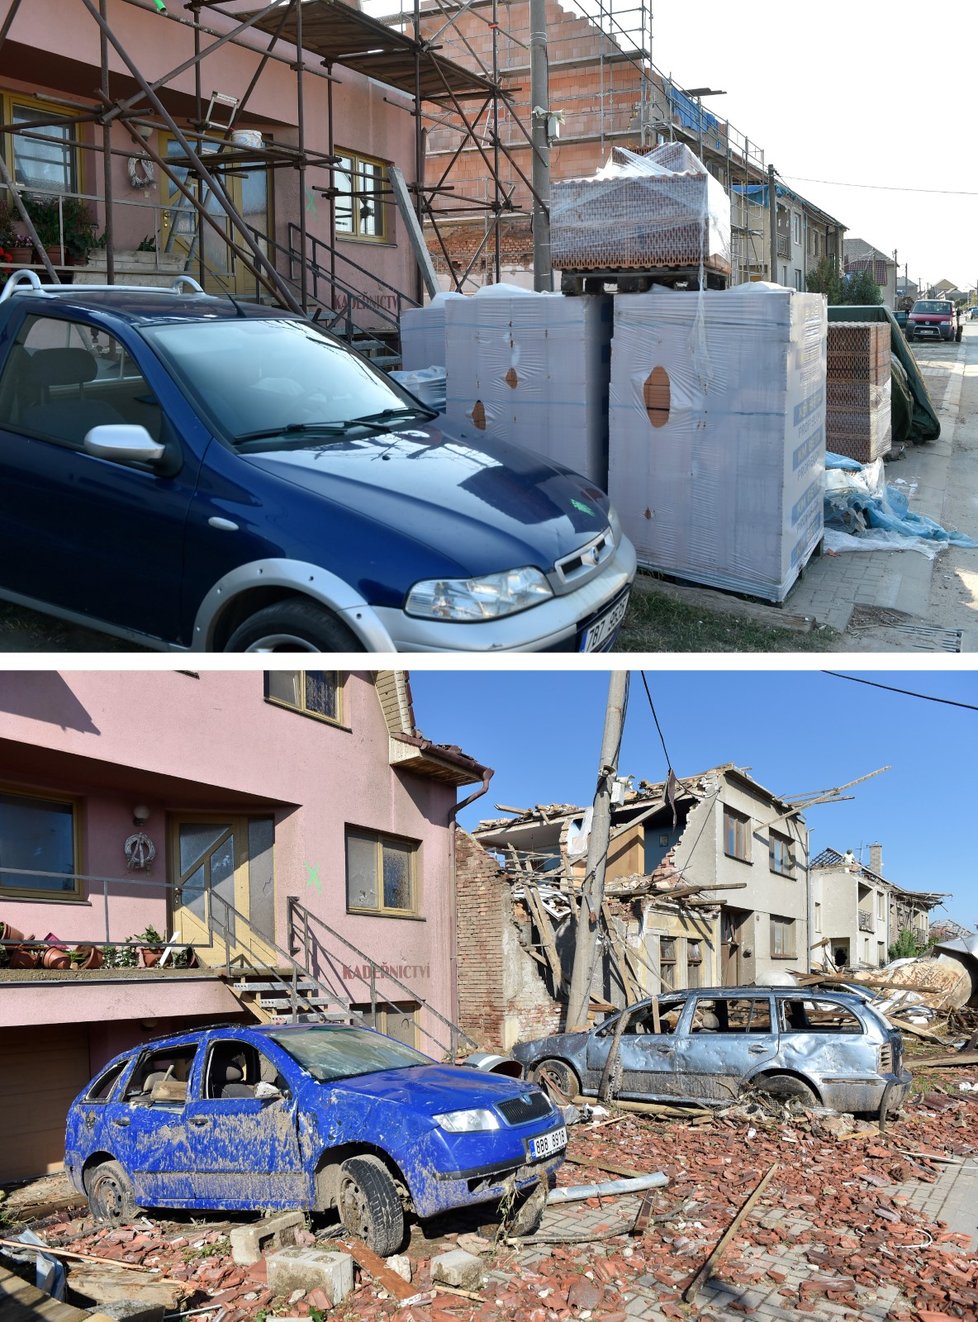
[843,237,897,306]
[457,764,811,1048]
[0,670,489,1181]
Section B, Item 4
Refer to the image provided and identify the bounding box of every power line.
[823,672,978,712]
[783,174,978,197]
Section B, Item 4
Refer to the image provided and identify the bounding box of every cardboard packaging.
[608,285,827,602]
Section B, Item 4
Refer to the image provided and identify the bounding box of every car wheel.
[337,1155,405,1256]
[225,600,365,652]
[86,1160,136,1225]
[749,1074,818,1108]
[530,1058,580,1105]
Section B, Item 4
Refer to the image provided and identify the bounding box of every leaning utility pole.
[565,671,629,1031]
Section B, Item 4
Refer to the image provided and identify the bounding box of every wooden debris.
[681,1162,778,1303]
[0,1239,183,1287]
[565,1155,647,1179]
[334,1238,417,1302]
[630,1187,656,1237]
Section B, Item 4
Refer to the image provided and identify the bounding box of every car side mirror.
[84,424,167,466]
[254,1081,283,1101]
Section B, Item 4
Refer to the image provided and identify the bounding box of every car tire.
[225,600,365,652]
[530,1058,580,1106]
[749,1074,818,1107]
[337,1155,405,1256]
[86,1160,137,1225]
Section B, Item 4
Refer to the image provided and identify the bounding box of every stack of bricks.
[551,173,729,274]
[825,321,892,462]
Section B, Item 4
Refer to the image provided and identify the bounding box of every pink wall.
[0,672,466,1045]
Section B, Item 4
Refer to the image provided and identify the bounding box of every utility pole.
[565,671,629,1031]
[529,0,552,291]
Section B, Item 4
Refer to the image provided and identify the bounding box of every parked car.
[0,273,635,652]
[511,986,911,1118]
[65,1023,568,1254]
[893,308,909,331]
[906,299,956,342]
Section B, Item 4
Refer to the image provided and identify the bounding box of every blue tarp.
[823,452,978,555]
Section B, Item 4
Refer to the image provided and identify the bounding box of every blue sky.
[410,669,977,929]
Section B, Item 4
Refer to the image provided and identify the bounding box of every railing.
[286,223,419,340]
[287,896,478,1060]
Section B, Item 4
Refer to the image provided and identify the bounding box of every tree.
[887,927,930,962]
[806,256,843,304]
[842,268,883,306]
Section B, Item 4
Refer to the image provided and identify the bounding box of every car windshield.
[913,301,951,314]
[267,1025,434,1082]
[144,318,431,446]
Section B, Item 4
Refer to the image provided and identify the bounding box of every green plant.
[182,1235,230,1263]
[133,925,165,947]
[135,234,157,252]
[104,942,137,968]
[888,928,930,962]
[0,195,18,248]
[21,194,98,261]
[20,194,62,246]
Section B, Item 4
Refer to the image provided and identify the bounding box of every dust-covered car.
[64,1023,567,1254]
[511,986,911,1118]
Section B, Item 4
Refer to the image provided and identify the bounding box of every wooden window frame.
[5,93,81,195]
[334,149,390,243]
[768,831,794,878]
[345,827,420,918]
[0,784,82,900]
[770,915,796,959]
[264,671,345,726]
[723,807,752,863]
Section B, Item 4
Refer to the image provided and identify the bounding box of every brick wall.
[455,828,562,1051]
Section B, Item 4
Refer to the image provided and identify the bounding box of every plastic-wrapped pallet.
[443,285,613,486]
[551,143,731,277]
[608,284,827,602]
[398,292,465,371]
[825,322,892,463]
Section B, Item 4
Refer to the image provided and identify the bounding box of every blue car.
[0,273,634,652]
[64,1023,567,1254]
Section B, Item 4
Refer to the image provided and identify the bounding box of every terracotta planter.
[72,944,105,970]
[10,245,33,265]
[139,947,162,968]
[42,945,71,970]
[9,945,39,969]
[0,921,26,944]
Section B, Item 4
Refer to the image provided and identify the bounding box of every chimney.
[869,843,883,876]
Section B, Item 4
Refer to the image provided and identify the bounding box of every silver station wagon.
[511,986,911,1118]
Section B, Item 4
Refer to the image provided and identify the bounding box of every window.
[346,828,418,916]
[266,671,342,723]
[792,213,801,245]
[877,892,885,920]
[123,1045,197,1104]
[659,936,676,990]
[794,268,804,291]
[723,997,772,1033]
[355,1001,419,1048]
[877,941,886,966]
[9,100,78,194]
[770,915,796,958]
[768,832,794,877]
[0,789,78,896]
[723,807,751,862]
[781,998,861,1033]
[814,901,822,933]
[687,939,702,988]
[334,151,389,241]
[0,315,162,449]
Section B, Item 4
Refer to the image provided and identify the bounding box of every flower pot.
[72,944,105,970]
[0,921,26,944]
[138,947,162,968]
[42,945,71,969]
[10,246,33,265]
[9,945,39,969]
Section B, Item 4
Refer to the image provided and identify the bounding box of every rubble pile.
[8,1071,978,1321]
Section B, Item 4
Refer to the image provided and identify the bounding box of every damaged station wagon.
[512,987,911,1118]
[64,1023,567,1255]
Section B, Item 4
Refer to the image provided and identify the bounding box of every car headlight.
[434,1108,501,1132]
[405,567,553,621]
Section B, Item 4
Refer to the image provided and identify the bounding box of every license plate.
[580,591,630,652]
[529,1125,567,1160]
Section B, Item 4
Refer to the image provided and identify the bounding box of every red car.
[906,299,956,342]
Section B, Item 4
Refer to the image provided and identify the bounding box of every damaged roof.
[811,846,947,905]
[375,672,491,788]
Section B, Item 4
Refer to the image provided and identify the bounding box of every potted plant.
[130,925,165,967]
[19,194,63,261]
[0,196,19,267]
[103,941,137,969]
[70,943,105,970]
[58,196,99,264]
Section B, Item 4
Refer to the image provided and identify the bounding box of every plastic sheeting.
[823,451,978,556]
[442,287,613,485]
[551,142,731,276]
[608,284,826,601]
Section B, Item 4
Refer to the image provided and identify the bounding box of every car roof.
[0,282,297,327]
[638,985,868,1003]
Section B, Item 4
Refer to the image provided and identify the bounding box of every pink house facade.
[0,670,490,1181]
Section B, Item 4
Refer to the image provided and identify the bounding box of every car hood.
[240,421,611,575]
[323,1064,542,1119]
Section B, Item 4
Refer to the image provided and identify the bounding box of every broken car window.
[123,1045,197,1104]
[781,998,863,1033]
[267,1024,432,1082]
[719,997,772,1033]
[85,1059,128,1102]
[203,1040,290,1100]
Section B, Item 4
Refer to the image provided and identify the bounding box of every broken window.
[770,915,796,958]
[722,807,751,862]
[722,997,772,1033]
[768,831,794,877]
[85,1059,128,1103]
[123,1046,197,1104]
[346,828,418,916]
[781,998,862,1033]
[687,940,702,988]
[203,1040,287,1100]
[265,670,343,723]
[659,936,677,990]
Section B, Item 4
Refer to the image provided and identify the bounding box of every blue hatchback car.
[64,1023,567,1254]
[0,273,634,652]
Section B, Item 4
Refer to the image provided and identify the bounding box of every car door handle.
[189,1116,208,1127]
[654,1046,673,1054]
[208,517,239,532]
[111,1117,130,1127]
[748,1044,769,1054]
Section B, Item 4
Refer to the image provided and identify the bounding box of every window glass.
[12,105,76,192]
[268,1024,430,1081]
[333,150,388,241]
[0,316,161,449]
[86,1060,128,1102]
[770,915,796,957]
[346,829,417,915]
[123,1046,197,1103]
[0,790,76,895]
[723,807,751,862]
[266,670,341,722]
[769,832,794,877]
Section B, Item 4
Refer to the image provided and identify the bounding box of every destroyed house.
[810,845,946,970]
[460,765,810,1047]
[0,670,489,1182]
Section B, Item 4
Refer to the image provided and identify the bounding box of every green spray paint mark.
[571,498,594,515]
[305,862,321,893]
[305,187,318,216]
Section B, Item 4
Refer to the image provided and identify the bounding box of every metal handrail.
[287,896,478,1058]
